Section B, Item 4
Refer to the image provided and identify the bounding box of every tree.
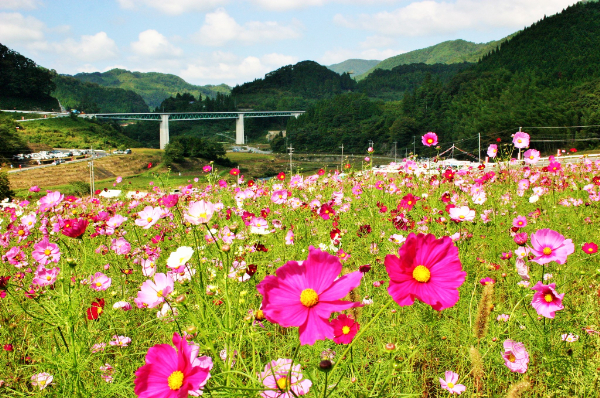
[0,171,14,201]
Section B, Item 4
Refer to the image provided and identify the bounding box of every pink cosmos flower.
[203,165,212,172]
[31,373,53,390]
[106,215,127,229]
[502,339,529,373]
[29,185,40,193]
[135,332,211,398]
[330,314,359,344]
[113,301,132,311]
[479,277,495,285]
[271,190,288,204]
[259,358,312,398]
[135,206,163,229]
[523,149,540,164]
[160,194,179,208]
[32,266,60,287]
[39,191,64,212]
[21,214,37,229]
[439,371,466,395]
[487,144,498,158]
[32,238,60,265]
[448,206,475,222]
[89,272,112,291]
[285,230,294,245]
[512,216,527,229]
[422,132,438,147]
[136,273,174,309]
[111,237,131,255]
[116,176,123,183]
[531,282,564,319]
[529,229,574,265]
[110,335,131,347]
[184,200,215,225]
[385,233,466,311]
[257,246,363,345]
[512,132,530,149]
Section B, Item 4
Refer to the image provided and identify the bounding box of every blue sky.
[0,0,579,86]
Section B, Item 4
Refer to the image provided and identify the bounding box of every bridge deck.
[88,111,304,121]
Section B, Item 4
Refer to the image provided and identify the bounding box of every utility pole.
[393,141,397,163]
[478,132,481,163]
[287,143,294,175]
[339,144,344,170]
[89,146,95,197]
[412,136,416,157]
[368,139,374,149]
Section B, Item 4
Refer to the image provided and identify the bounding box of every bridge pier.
[160,114,170,150]
[236,113,244,145]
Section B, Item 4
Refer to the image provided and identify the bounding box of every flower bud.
[319,360,332,372]
[221,244,230,252]
[175,294,186,303]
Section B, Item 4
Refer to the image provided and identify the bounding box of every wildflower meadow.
[1,133,600,397]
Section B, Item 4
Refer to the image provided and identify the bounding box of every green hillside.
[0,42,60,111]
[327,59,381,76]
[355,37,512,81]
[286,1,600,155]
[53,75,149,113]
[72,69,231,109]
[231,60,356,110]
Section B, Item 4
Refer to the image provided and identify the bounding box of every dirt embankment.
[9,153,162,190]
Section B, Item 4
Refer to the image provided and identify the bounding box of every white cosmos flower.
[166,246,194,269]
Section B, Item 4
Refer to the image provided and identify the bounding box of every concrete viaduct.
[86,111,304,149]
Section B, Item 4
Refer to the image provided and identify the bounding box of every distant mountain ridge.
[355,37,513,80]
[71,69,231,109]
[327,59,381,76]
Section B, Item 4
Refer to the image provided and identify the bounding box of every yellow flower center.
[588,248,594,253]
[167,371,184,390]
[28,221,33,225]
[199,212,207,219]
[147,217,153,223]
[544,293,553,303]
[157,290,163,298]
[427,139,433,143]
[46,276,52,281]
[448,382,455,389]
[407,201,412,205]
[507,353,516,363]
[97,307,103,314]
[413,265,431,283]
[255,309,265,321]
[459,215,465,219]
[342,326,350,335]
[543,247,552,255]
[518,139,522,143]
[300,288,319,307]
[276,376,289,390]
[530,156,534,159]
[18,230,24,236]
[179,257,185,264]
[95,282,102,287]
[44,249,51,256]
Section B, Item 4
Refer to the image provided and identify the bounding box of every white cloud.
[193,8,301,46]
[0,0,41,10]
[335,0,579,37]
[52,32,119,63]
[0,12,45,44]
[251,0,402,11]
[180,52,298,85]
[116,0,229,15]
[131,29,183,58]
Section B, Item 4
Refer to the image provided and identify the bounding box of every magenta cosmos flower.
[582,242,598,254]
[330,314,360,344]
[502,339,529,373]
[385,233,466,311]
[512,216,527,229]
[512,132,530,149]
[135,333,211,398]
[529,229,574,265]
[531,281,564,319]
[257,246,363,345]
[422,132,438,147]
[439,371,466,395]
[259,358,312,398]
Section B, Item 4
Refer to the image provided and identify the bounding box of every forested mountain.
[72,69,231,109]
[355,38,512,80]
[356,62,472,101]
[285,1,600,156]
[231,61,356,110]
[328,59,381,76]
[0,43,60,111]
[53,75,149,113]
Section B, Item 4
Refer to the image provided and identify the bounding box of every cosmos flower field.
[1,134,600,397]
